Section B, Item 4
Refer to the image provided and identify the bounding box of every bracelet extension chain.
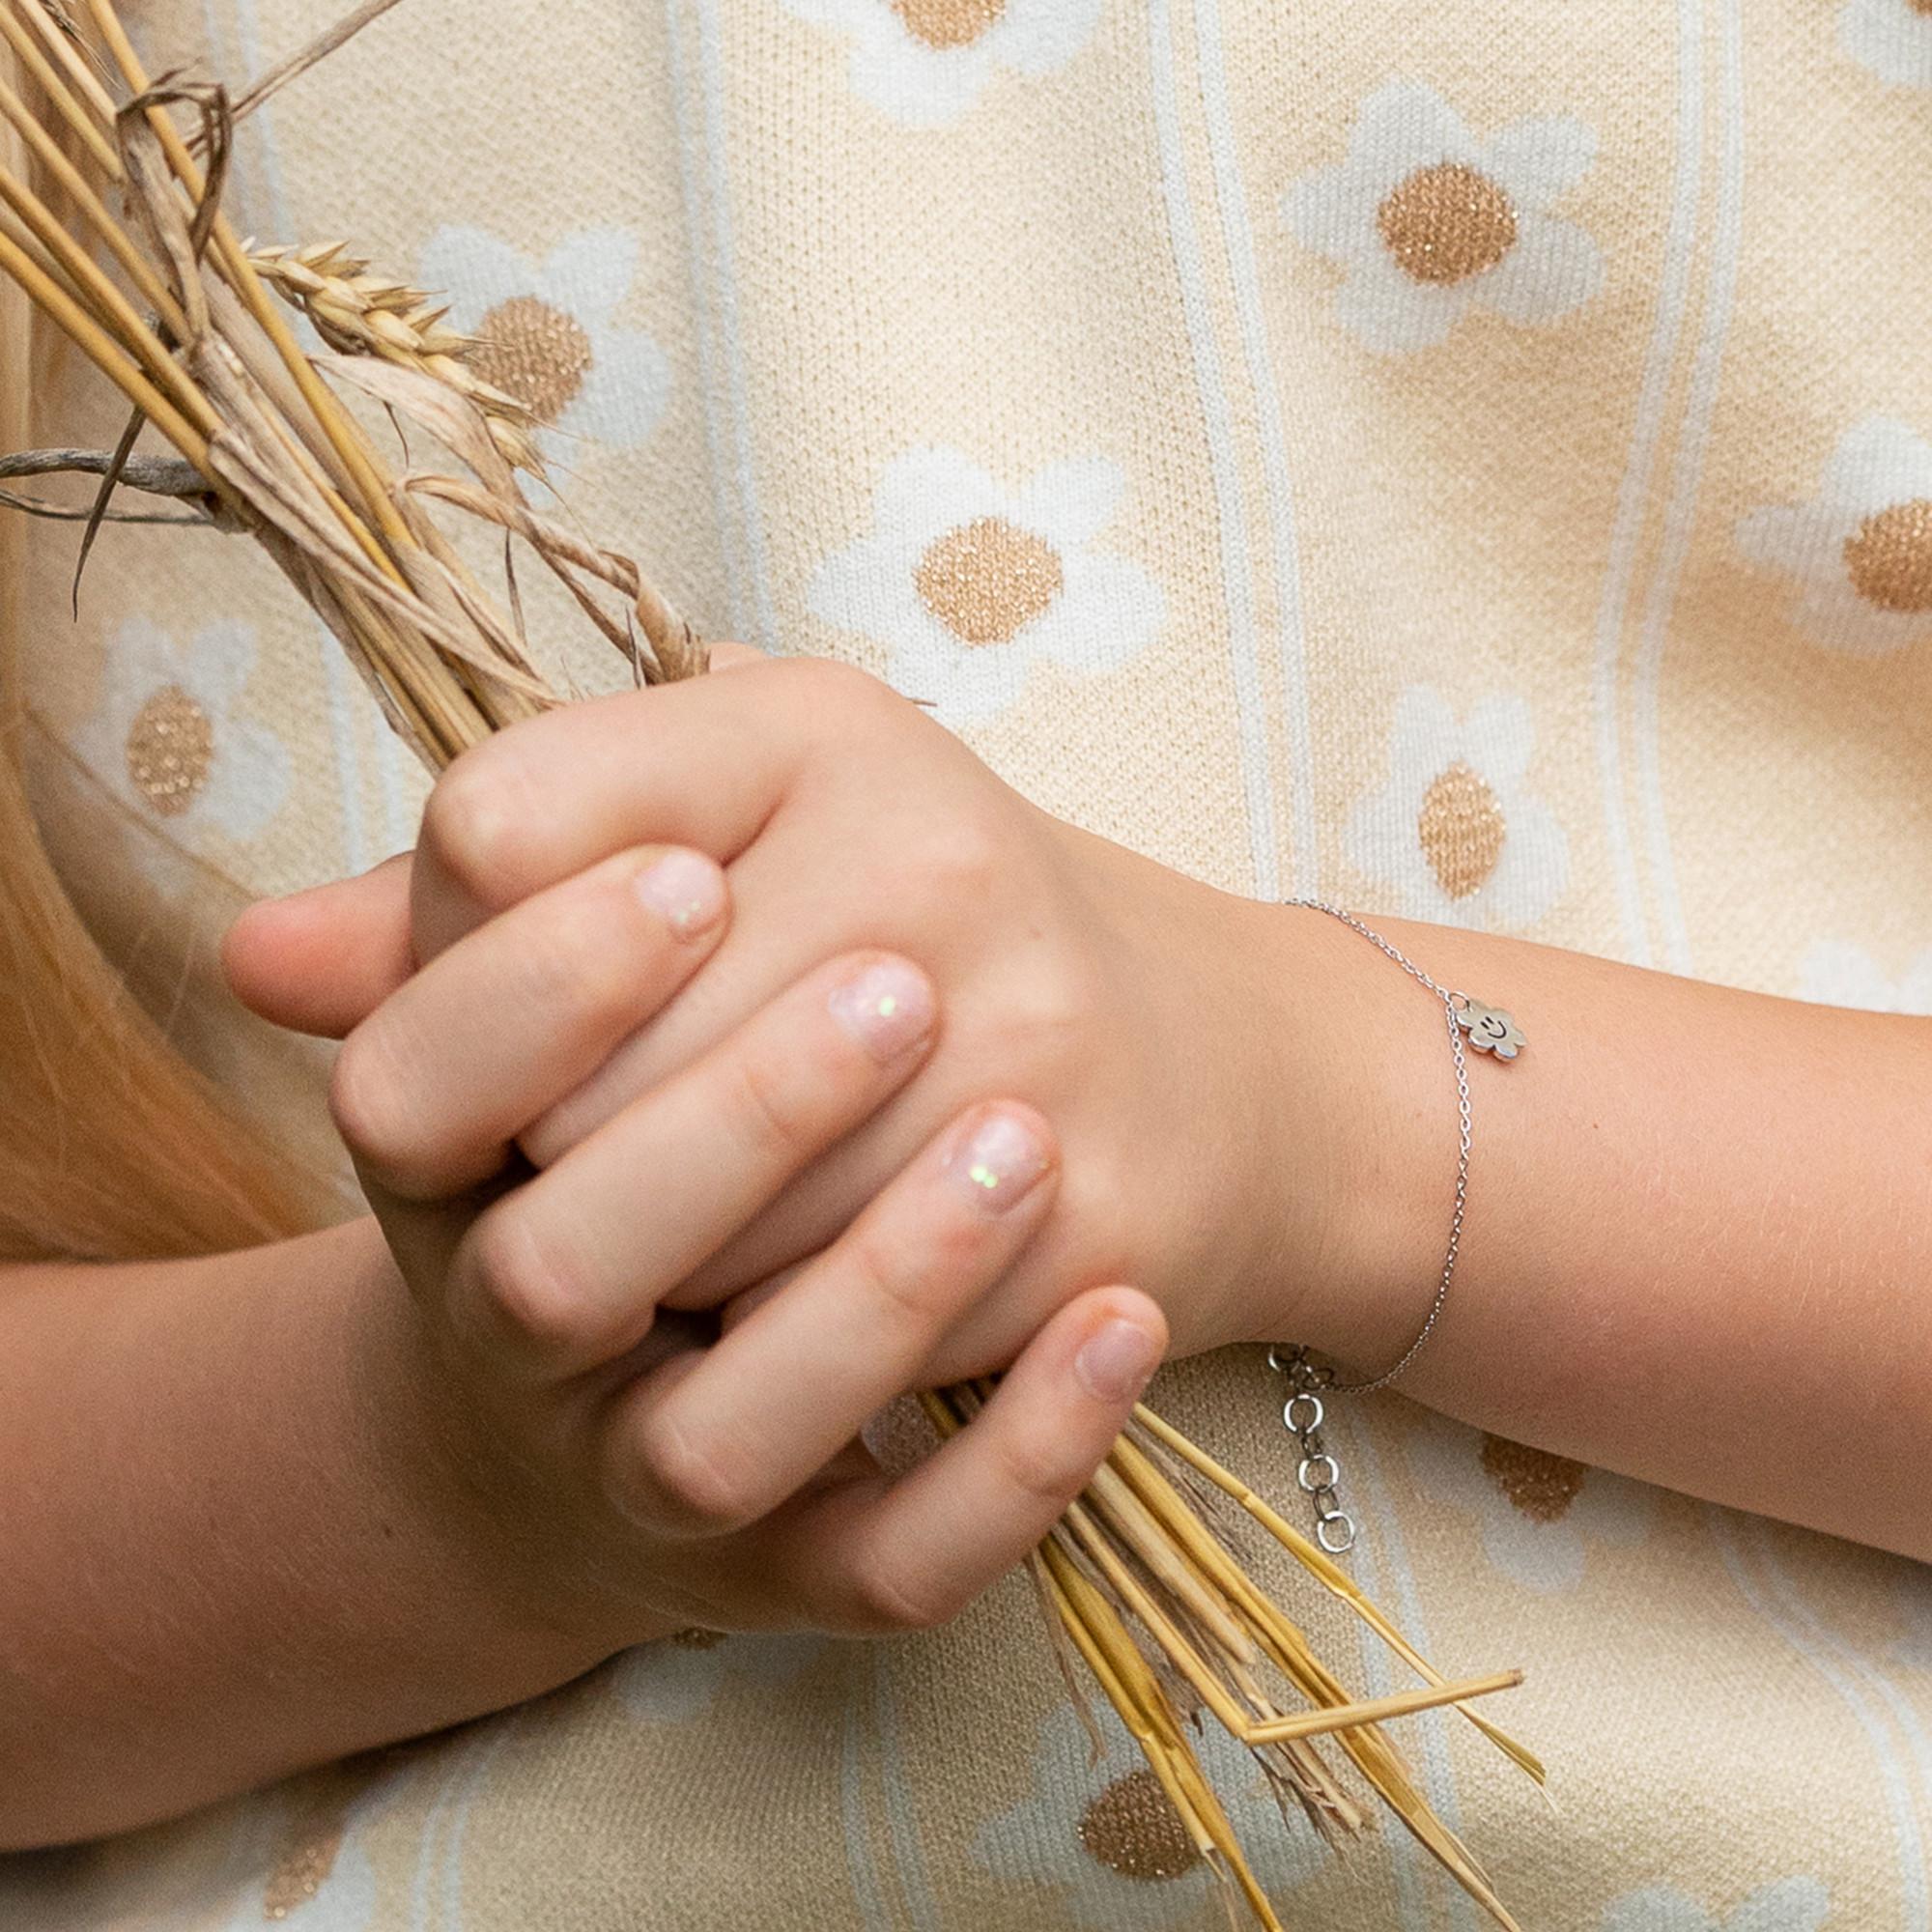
[1267,901,1525,1556]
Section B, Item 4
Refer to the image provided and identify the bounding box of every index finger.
[224,851,415,1038]
[410,656,896,961]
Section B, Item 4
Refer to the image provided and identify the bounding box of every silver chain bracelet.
[1267,900,1525,1555]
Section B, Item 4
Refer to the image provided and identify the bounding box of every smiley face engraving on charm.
[1456,1001,1526,1061]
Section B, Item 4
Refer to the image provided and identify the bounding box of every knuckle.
[462,1204,605,1360]
[993,1425,1084,1515]
[623,1411,759,1538]
[723,1048,815,1162]
[841,1227,942,1328]
[1002,944,1099,1063]
[516,895,641,1033]
[784,654,899,726]
[909,811,1003,899]
[418,753,532,907]
[841,1555,955,1635]
[327,1028,416,1177]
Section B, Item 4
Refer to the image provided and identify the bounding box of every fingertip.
[633,843,730,944]
[1064,1288,1167,1407]
[705,641,768,672]
[221,890,321,1020]
[219,896,274,1007]
[220,854,417,1037]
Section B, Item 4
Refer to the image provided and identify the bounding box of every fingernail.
[828,958,934,1063]
[944,1109,1051,1215]
[1075,1318,1160,1405]
[636,849,725,940]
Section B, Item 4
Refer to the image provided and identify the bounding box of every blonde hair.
[0,67,314,1264]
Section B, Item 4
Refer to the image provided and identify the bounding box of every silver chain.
[1266,899,1518,1555]
[1266,1344,1355,1554]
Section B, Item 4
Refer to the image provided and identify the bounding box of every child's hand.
[244,652,1361,1385]
[226,848,1164,1647]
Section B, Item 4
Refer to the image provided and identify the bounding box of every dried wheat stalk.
[0,5,1544,1923]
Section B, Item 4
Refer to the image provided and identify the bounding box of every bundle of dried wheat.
[0,4,1543,1922]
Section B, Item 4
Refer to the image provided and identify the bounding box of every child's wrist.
[346,1223,704,1664]
[1232,899,1449,1368]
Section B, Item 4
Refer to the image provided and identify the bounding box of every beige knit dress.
[6,0,1932,1925]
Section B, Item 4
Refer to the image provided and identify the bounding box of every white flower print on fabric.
[416,226,669,460]
[1798,939,1932,1014]
[808,446,1164,729]
[1284,77,1604,355]
[1842,0,1932,89]
[781,0,1100,128]
[1406,1410,1655,1596]
[1602,1877,1831,1932]
[1737,416,1932,656]
[608,1628,830,1724]
[975,1698,1328,1930]
[218,1836,378,1932]
[211,1754,422,1931]
[1344,685,1568,929]
[71,616,289,886]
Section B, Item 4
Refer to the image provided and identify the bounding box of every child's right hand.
[227,845,1164,1654]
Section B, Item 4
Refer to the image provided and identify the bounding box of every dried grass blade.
[0,156,214,432]
[319,352,518,498]
[1131,1405,1546,1783]
[0,217,214,470]
[402,469,701,681]
[85,0,414,552]
[0,68,185,332]
[0,3,116,172]
[1040,1543,1285,1932]
[224,0,404,128]
[11,0,117,131]
[1243,1671,1523,1744]
[70,404,140,610]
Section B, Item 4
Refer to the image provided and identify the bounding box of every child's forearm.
[1272,907,1932,1559]
[0,1221,656,1849]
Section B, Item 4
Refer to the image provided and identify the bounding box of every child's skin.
[4,649,1929,1847]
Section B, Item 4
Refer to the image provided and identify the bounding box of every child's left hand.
[242,651,1370,1382]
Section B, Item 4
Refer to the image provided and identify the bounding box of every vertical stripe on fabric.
[838,1645,898,1932]
[691,0,781,653]
[869,1648,943,1932]
[1187,0,1318,897]
[1632,0,1747,978]
[375,723,416,862]
[663,0,753,645]
[1147,0,1282,901]
[405,1724,488,1932]
[1711,1510,1930,1931]
[1589,0,1707,970]
[319,636,372,875]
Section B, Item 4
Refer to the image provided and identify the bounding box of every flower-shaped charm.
[1457,1000,1525,1060]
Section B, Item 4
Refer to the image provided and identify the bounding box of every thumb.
[223,850,416,1039]
[230,649,763,1037]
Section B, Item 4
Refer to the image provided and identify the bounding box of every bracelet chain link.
[1266,899,1520,1557]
